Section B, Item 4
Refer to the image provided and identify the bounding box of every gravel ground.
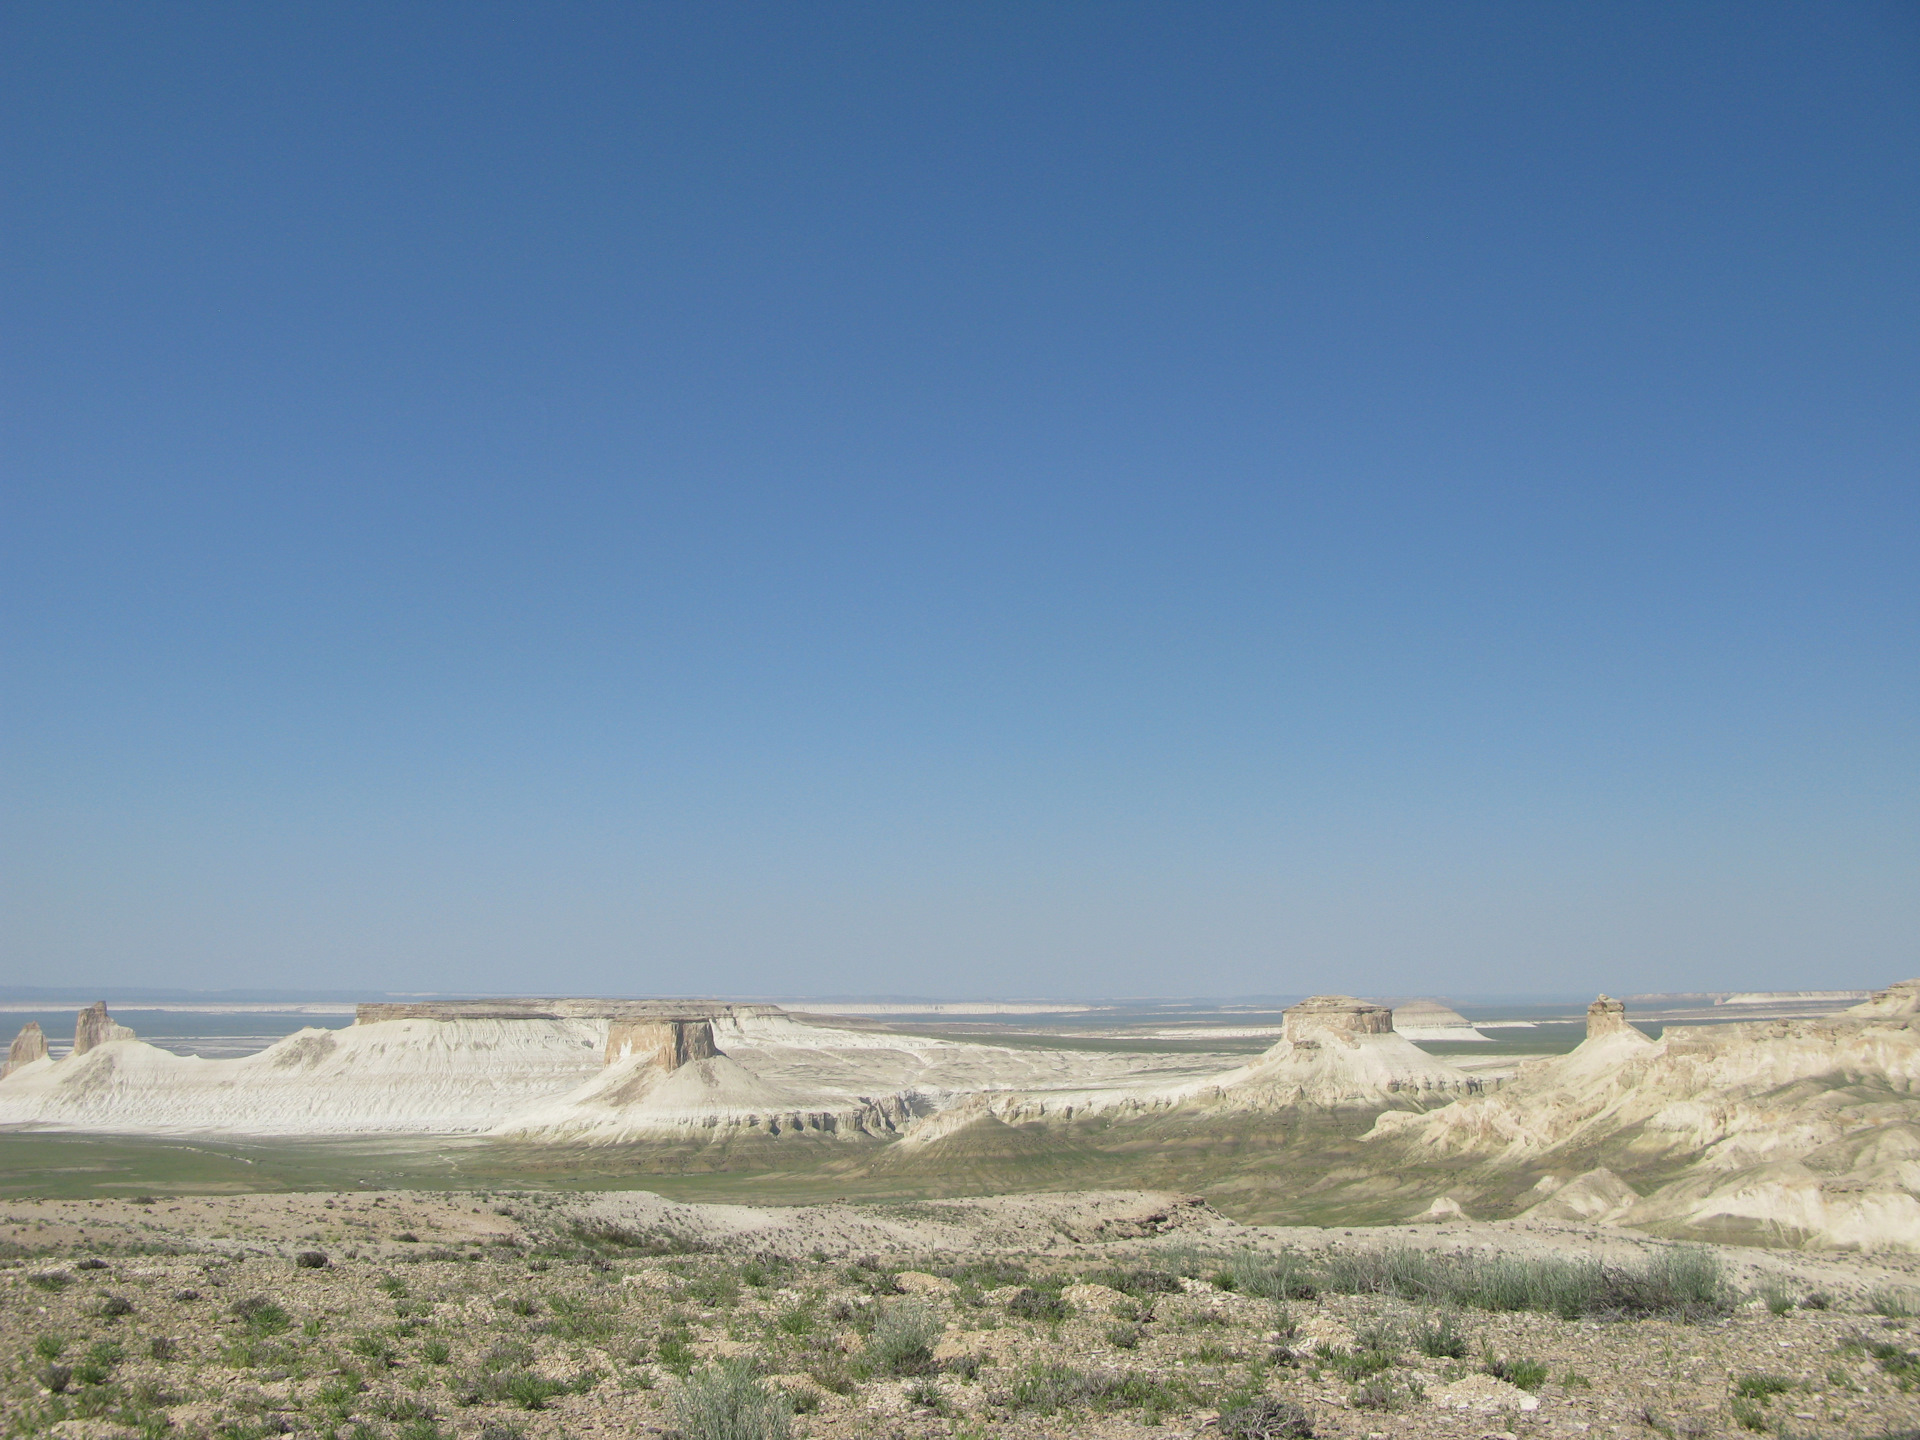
[5,1190,1920,1440]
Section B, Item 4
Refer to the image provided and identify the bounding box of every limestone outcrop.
[72,1002,136,1056]
[1586,994,1629,1036]
[604,1018,719,1070]
[3,1022,48,1077]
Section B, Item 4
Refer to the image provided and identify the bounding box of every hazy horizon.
[4,5,1916,1001]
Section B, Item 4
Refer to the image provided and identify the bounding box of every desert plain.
[8,985,1920,1440]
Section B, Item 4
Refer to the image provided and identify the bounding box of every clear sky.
[3,4,1916,1000]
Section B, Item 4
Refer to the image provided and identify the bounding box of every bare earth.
[7,1188,1920,1440]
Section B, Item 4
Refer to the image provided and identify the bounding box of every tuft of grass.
[1007,1287,1071,1322]
[1105,1322,1144,1349]
[669,1359,792,1440]
[1759,1282,1796,1316]
[1008,1363,1196,1419]
[1869,1341,1920,1389]
[867,1299,942,1375]
[773,1305,813,1336]
[33,1334,66,1361]
[1730,1397,1770,1433]
[232,1296,292,1337]
[421,1338,450,1365]
[1412,1309,1468,1359]
[904,1376,948,1415]
[656,1327,697,1375]
[542,1292,617,1341]
[502,1372,566,1410]
[1873,1288,1920,1318]
[1733,1374,1794,1402]
[1487,1355,1548,1391]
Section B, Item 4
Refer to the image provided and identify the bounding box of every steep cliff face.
[604,1019,720,1070]
[72,1002,137,1056]
[3,1022,48,1078]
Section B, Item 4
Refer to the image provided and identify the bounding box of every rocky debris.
[1427,1373,1540,1412]
[72,1002,135,1056]
[3,1020,48,1077]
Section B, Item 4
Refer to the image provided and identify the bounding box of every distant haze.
[2,5,1915,999]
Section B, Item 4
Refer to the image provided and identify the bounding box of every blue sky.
[3,3,1916,999]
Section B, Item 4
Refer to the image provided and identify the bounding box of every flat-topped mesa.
[1586,995,1628,1038]
[352,999,784,1024]
[1282,995,1394,1046]
[3,1022,48,1078]
[605,1018,719,1072]
[72,1002,135,1057]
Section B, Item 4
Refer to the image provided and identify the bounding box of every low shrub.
[1007,1287,1071,1322]
[669,1359,792,1440]
[1105,1322,1144,1349]
[867,1299,942,1375]
[1214,1396,1314,1439]
[232,1297,292,1336]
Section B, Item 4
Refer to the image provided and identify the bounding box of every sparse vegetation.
[2,1187,1917,1439]
[1312,1243,1729,1319]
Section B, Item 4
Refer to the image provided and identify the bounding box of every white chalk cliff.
[1369,985,1920,1249]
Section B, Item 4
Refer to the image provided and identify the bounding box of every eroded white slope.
[0,1019,607,1134]
[495,1020,1238,1143]
[1369,993,1920,1249]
